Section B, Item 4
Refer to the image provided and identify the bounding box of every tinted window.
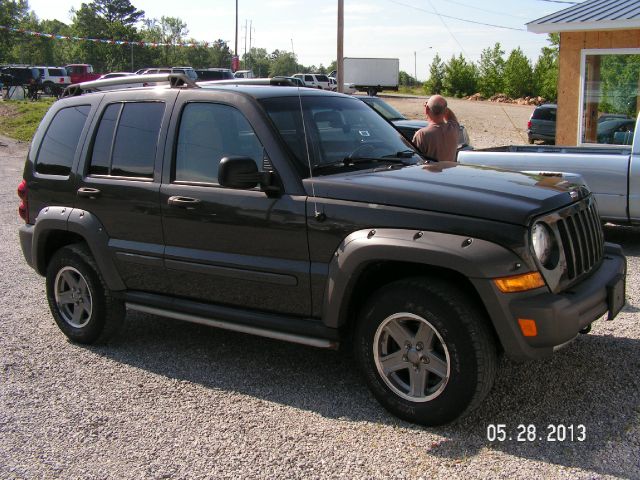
[175,103,264,184]
[305,75,314,82]
[110,103,164,178]
[315,75,329,82]
[89,103,120,175]
[49,68,66,76]
[532,107,556,121]
[36,105,91,176]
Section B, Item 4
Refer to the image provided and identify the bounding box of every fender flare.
[321,228,529,329]
[32,206,126,291]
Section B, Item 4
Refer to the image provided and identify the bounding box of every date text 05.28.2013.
[486,424,586,442]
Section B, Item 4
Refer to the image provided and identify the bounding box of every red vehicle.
[65,64,101,84]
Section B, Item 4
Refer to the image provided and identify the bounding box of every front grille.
[555,200,604,281]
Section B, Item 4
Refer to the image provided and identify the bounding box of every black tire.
[367,87,378,97]
[354,277,497,426]
[43,82,53,96]
[45,243,124,344]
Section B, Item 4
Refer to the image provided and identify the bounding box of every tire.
[45,244,124,344]
[367,87,377,97]
[43,82,53,96]
[354,277,497,426]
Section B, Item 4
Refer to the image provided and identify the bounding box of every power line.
[385,0,527,31]
[427,0,467,56]
[440,0,524,19]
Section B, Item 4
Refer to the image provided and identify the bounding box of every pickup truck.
[65,64,101,84]
[458,113,640,225]
[18,74,626,426]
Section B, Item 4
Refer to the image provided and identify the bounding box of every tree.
[477,42,505,97]
[503,47,533,98]
[0,0,30,63]
[424,54,444,94]
[93,0,143,26]
[399,70,417,87]
[269,50,297,76]
[533,33,559,101]
[442,54,477,97]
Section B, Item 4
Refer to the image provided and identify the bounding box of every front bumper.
[474,243,626,361]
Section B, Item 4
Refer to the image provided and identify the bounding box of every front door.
[160,97,311,316]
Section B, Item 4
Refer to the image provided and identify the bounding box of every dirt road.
[382,95,536,149]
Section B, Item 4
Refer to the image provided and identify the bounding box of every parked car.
[457,111,640,224]
[65,64,101,84]
[0,66,41,99]
[527,103,557,144]
[139,67,198,82]
[293,73,331,90]
[271,76,306,87]
[596,118,635,144]
[195,68,234,81]
[18,77,626,427]
[327,77,357,95]
[360,96,470,149]
[234,69,255,78]
[34,66,71,95]
[95,72,143,90]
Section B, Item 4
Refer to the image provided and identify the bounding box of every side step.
[126,302,339,349]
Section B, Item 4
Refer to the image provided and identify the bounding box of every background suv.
[527,103,557,144]
[34,66,71,95]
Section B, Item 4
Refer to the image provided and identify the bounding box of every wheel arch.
[32,206,126,290]
[322,228,528,342]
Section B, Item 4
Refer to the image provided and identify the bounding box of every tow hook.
[579,324,592,334]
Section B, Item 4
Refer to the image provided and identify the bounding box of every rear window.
[49,68,66,77]
[35,105,91,176]
[532,107,556,121]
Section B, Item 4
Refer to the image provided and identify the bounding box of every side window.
[89,102,164,178]
[35,105,91,176]
[175,103,264,184]
[305,75,314,82]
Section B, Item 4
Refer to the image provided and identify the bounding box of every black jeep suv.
[18,74,626,426]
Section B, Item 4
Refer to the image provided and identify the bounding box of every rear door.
[159,90,312,316]
[75,91,178,292]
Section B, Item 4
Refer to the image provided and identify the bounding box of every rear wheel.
[354,277,497,426]
[46,244,124,344]
[43,82,54,96]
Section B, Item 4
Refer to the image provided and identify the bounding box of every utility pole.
[337,0,344,93]
[414,51,417,84]
[235,0,238,56]
[249,20,252,71]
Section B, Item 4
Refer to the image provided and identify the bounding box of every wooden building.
[527,0,640,146]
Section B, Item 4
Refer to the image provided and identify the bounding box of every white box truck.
[343,57,399,96]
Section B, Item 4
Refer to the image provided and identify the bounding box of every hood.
[393,119,428,129]
[309,163,587,226]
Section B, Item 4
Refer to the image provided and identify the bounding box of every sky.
[25,0,572,80]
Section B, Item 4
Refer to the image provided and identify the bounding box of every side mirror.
[218,156,261,189]
[218,156,280,196]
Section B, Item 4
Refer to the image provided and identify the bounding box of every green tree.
[533,33,559,101]
[503,47,533,98]
[269,50,297,76]
[243,47,270,76]
[399,70,417,87]
[1,0,30,63]
[424,53,444,94]
[477,42,505,97]
[442,54,477,97]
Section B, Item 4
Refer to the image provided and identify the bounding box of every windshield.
[364,98,406,121]
[260,95,420,177]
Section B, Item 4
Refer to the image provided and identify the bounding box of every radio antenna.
[291,38,320,218]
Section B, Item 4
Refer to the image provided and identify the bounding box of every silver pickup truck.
[458,114,640,225]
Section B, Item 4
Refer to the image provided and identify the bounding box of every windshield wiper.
[384,150,416,158]
[312,155,411,174]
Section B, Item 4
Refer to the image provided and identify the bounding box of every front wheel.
[46,244,124,344]
[354,277,497,426]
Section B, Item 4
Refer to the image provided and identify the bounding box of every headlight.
[531,222,558,269]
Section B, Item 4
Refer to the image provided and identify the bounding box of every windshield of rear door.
[260,95,420,178]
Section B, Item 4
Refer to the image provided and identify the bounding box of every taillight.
[527,120,532,129]
[17,179,28,222]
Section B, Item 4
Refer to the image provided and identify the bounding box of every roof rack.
[199,77,296,87]
[61,73,198,97]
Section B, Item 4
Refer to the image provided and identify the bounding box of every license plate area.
[607,274,625,320]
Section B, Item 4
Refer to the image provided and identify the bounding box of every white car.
[293,73,331,90]
[328,76,356,94]
[34,66,71,95]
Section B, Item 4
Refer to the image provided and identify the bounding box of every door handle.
[77,187,101,199]
[167,196,202,209]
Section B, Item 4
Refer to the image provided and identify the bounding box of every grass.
[0,98,55,142]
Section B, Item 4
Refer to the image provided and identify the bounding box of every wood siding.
[557,29,640,145]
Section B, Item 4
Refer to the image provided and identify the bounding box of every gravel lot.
[1,97,639,480]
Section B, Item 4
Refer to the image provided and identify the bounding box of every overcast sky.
[26,0,569,79]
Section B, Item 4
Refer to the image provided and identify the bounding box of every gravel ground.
[1,103,639,480]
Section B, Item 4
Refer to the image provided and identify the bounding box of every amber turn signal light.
[518,319,538,337]
[493,272,545,293]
